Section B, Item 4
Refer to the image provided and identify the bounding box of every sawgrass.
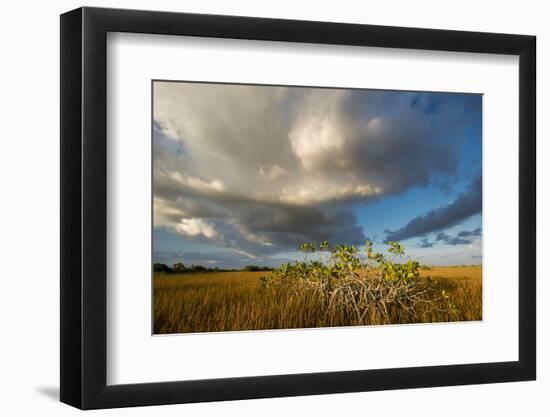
[153,266,481,334]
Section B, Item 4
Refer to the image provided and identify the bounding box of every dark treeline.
[153,262,273,274]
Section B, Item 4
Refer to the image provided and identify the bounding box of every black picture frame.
[60,6,536,410]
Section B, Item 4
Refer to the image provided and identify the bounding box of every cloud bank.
[153,82,480,259]
[385,175,482,242]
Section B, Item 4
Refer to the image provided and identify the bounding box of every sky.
[153,81,482,268]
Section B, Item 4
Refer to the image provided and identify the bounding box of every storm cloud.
[385,175,482,242]
[153,82,480,259]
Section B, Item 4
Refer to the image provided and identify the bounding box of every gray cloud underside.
[153,82,477,256]
[457,227,482,238]
[416,227,481,248]
[385,175,482,242]
[418,237,434,248]
[154,167,366,255]
[436,227,481,246]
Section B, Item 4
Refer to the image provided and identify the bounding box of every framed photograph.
[60,6,536,409]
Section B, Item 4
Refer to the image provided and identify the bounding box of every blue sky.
[153,82,482,268]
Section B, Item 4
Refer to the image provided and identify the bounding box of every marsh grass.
[153,266,481,334]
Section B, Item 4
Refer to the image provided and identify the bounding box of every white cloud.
[175,218,217,239]
[167,171,225,192]
[288,90,347,171]
[258,164,287,180]
[153,197,187,228]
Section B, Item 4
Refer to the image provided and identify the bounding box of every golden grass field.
[153,266,482,334]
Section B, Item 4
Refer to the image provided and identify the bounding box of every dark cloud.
[418,237,434,248]
[435,232,471,246]
[233,204,365,248]
[457,227,482,238]
[156,195,366,257]
[385,175,482,242]
[414,227,482,249]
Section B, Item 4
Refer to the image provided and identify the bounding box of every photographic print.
[152,81,482,334]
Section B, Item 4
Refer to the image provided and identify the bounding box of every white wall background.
[0,0,546,415]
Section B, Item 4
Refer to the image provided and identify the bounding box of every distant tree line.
[153,262,273,274]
